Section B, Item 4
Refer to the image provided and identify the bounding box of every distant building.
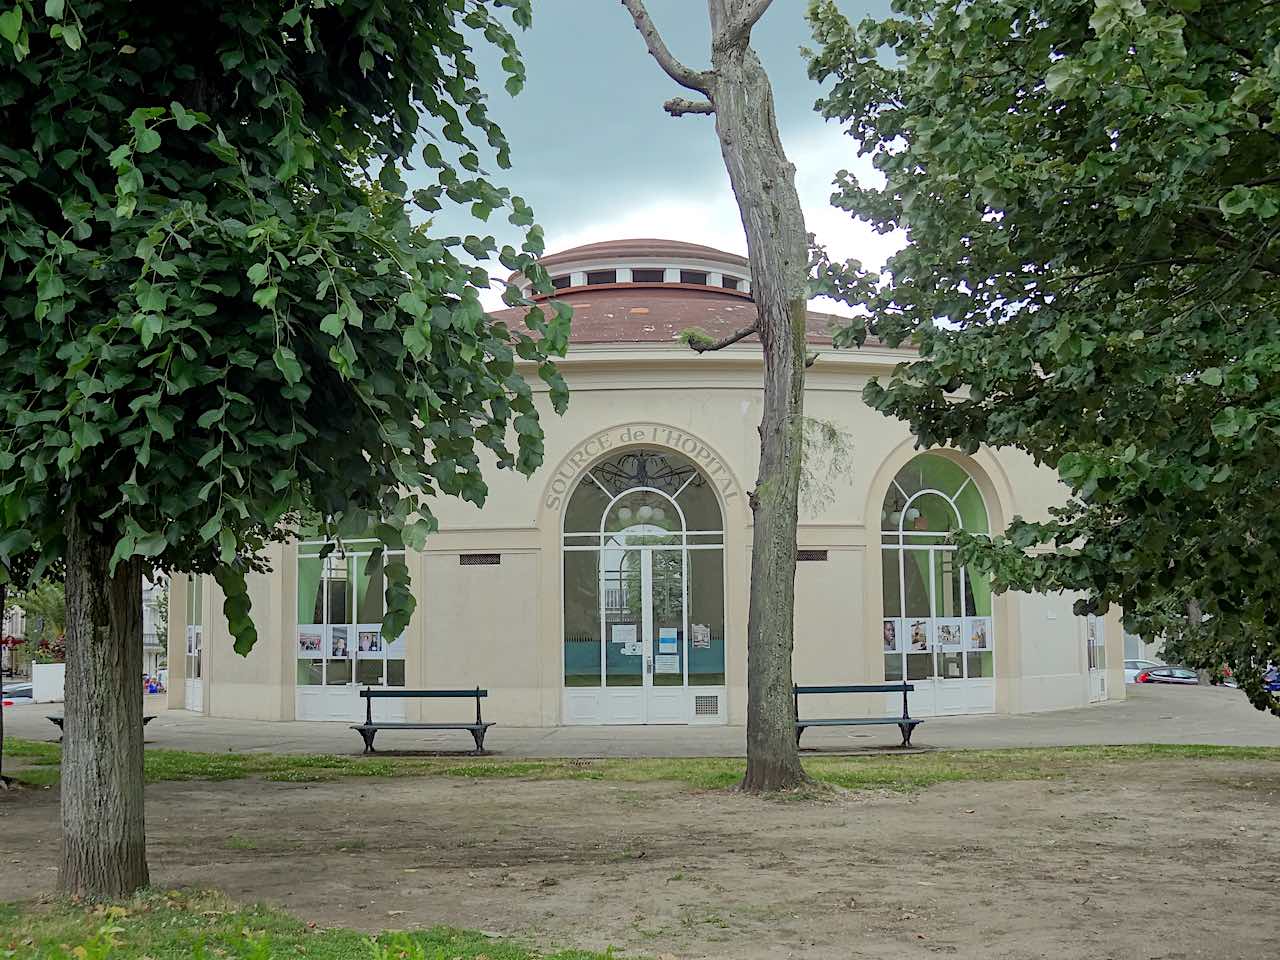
[169,239,1124,725]
[142,575,167,678]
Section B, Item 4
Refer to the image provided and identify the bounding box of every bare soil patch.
[2,760,1278,959]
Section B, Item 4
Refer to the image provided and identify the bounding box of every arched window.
[562,449,725,699]
[881,454,994,685]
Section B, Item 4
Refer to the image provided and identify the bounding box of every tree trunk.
[711,43,811,792]
[59,506,149,897]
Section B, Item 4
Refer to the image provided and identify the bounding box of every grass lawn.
[0,891,612,959]
[5,737,1278,791]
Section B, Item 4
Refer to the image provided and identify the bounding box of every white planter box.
[31,661,66,703]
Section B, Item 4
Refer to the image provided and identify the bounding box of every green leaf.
[273,346,303,385]
[319,312,345,337]
[1043,60,1078,98]
[1219,187,1253,217]
[403,324,429,358]
[1198,368,1223,386]
[109,534,137,573]
[218,527,236,563]
[0,6,22,44]
[135,127,161,153]
[171,101,197,131]
[136,531,168,557]
[44,0,64,17]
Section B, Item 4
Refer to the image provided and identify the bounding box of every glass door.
[602,546,645,722]
[184,576,203,712]
[645,547,687,722]
[1087,615,1107,702]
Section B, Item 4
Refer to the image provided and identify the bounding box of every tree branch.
[723,0,773,44]
[664,97,715,117]
[684,324,759,352]
[621,0,713,94]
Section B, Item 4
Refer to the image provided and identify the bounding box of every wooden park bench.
[350,687,494,755]
[794,683,924,748]
[47,715,155,741]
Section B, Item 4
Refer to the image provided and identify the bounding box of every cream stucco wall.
[168,340,1125,724]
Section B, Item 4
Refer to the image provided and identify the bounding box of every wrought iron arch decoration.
[589,449,707,499]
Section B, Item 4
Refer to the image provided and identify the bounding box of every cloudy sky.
[422,1,897,310]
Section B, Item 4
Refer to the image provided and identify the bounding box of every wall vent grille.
[459,553,501,566]
[694,695,719,717]
[797,549,828,562]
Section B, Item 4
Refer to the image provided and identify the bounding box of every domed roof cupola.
[493,238,838,346]
[509,238,752,300]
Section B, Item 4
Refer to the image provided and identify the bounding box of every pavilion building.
[168,239,1122,725]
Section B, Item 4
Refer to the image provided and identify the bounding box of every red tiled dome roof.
[490,285,842,346]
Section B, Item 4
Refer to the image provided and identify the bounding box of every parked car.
[1125,659,1164,683]
[2,680,32,705]
[1134,666,1200,685]
[1264,666,1279,694]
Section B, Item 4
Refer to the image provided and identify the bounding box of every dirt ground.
[2,760,1279,959]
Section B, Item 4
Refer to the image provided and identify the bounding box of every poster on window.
[691,623,712,649]
[329,624,350,658]
[658,627,678,654]
[882,618,903,653]
[935,618,963,651]
[908,618,931,652]
[386,632,406,658]
[297,627,324,659]
[654,654,680,674]
[186,626,195,656]
[965,617,992,651]
[356,626,383,657]
[611,624,638,646]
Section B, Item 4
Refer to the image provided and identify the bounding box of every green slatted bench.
[794,683,923,748]
[351,687,493,755]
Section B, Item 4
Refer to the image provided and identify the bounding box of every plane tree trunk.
[58,505,149,896]
[623,0,810,791]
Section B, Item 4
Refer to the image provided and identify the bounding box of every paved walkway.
[5,684,1279,757]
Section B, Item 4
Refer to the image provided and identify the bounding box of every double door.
[602,546,687,723]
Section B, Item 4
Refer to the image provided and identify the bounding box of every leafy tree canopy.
[809,0,1280,712]
[0,0,570,651]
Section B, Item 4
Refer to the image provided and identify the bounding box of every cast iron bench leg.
[898,722,913,747]
[470,728,486,755]
[358,727,377,755]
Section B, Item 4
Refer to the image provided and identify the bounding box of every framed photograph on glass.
[297,627,324,659]
[356,626,383,657]
[330,624,350,659]
[908,618,931,652]
[882,618,903,653]
[936,618,963,651]
[965,617,992,651]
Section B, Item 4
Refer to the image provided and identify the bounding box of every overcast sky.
[420,1,896,310]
